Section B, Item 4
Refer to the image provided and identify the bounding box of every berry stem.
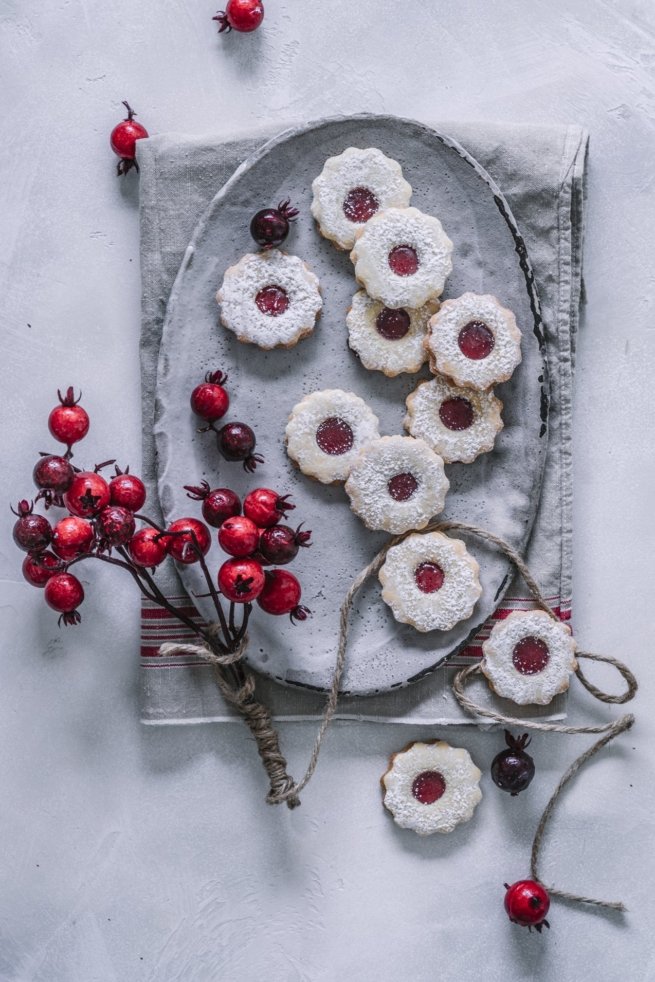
[122,100,136,121]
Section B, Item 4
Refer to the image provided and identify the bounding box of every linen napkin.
[138,120,588,725]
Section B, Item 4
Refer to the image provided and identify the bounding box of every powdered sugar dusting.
[217,250,322,349]
[481,610,577,706]
[350,207,453,309]
[404,375,504,463]
[311,147,412,251]
[379,531,481,632]
[345,435,448,534]
[426,292,522,390]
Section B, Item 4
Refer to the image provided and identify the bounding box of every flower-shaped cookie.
[481,610,577,706]
[379,531,481,633]
[311,147,413,251]
[425,292,521,390]
[285,389,380,484]
[345,435,449,535]
[216,251,322,349]
[346,290,438,377]
[382,740,482,835]
[404,375,504,464]
[350,207,453,310]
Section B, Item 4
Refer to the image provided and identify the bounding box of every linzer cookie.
[481,610,577,706]
[285,389,380,484]
[311,148,412,251]
[378,531,481,633]
[425,292,521,390]
[381,740,482,835]
[346,290,438,377]
[350,207,453,310]
[404,375,503,464]
[345,435,448,535]
[216,250,322,349]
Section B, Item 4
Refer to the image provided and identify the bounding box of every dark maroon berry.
[33,455,75,494]
[97,505,136,547]
[22,551,62,587]
[217,422,263,472]
[259,524,311,565]
[184,481,241,527]
[12,500,52,553]
[250,199,299,250]
[491,731,535,796]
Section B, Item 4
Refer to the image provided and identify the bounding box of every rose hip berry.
[218,516,260,558]
[257,569,309,622]
[12,501,52,553]
[213,0,264,33]
[22,551,62,588]
[250,200,299,250]
[243,487,294,528]
[190,371,230,424]
[109,468,146,512]
[52,516,95,561]
[48,388,89,451]
[491,732,536,796]
[97,506,136,548]
[259,524,311,565]
[504,880,550,932]
[184,482,241,527]
[129,527,168,568]
[33,455,75,497]
[64,471,111,518]
[166,518,211,564]
[218,557,265,603]
[45,573,85,626]
[217,422,263,472]
[110,101,149,177]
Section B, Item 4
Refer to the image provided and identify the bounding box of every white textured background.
[1,1,654,980]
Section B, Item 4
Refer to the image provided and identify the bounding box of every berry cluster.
[12,385,312,636]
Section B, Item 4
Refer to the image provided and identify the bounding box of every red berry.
[33,455,74,494]
[12,500,52,553]
[190,371,230,423]
[97,505,136,547]
[218,557,265,603]
[243,488,294,528]
[257,569,310,622]
[52,516,95,561]
[491,732,536,796]
[64,471,111,518]
[45,572,84,625]
[218,515,260,557]
[129,527,168,567]
[259,524,311,565]
[22,551,61,587]
[213,0,264,33]
[217,422,263,472]
[166,518,211,564]
[48,388,89,449]
[504,880,550,932]
[250,199,299,250]
[184,481,241,527]
[109,470,146,512]
[110,102,149,177]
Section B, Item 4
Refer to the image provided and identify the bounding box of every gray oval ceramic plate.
[155,114,547,696]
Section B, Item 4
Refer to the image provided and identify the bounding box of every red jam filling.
[387,472,418,501]
[512,636,550,675]
[414,561,445,593]
[439,396,475,431]
[255,285,289,316]
[388,245,419,277]
[316,416,354,456]
[412,770,446,804]
[343,187,379,223]
[375,307,411,340]
[457,320,495,360]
